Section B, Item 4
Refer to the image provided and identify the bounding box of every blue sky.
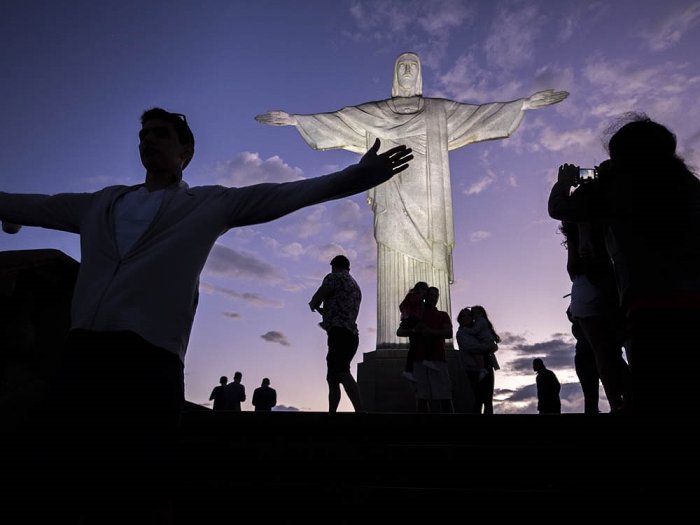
[2,0,700,412]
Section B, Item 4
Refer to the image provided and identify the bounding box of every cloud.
[484,4,545,71]
[279,206,327,239]
[539,127,599,152]
[272,405,300,412]
[214,152,304,186]
[507,333,575,373]
[260,331,291,346]
[200,282,284,308]
[262,237,306,259]
[582,56,700,114]
[348,0,474,38]
[436,52,526,102]
[223,312,241,320]
[306,243,357,265]
[643,3,700,51]
[205,243,284,282]
[345,0,474,67]
[469,230,491,243]
[463,172,495,195]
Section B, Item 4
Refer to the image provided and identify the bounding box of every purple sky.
[2,0,700,412]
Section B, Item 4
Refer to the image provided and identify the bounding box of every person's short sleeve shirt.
[321,271,361,334]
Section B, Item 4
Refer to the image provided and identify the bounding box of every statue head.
[392,52,422,98]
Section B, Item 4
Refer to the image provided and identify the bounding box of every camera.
[574,167,598,185]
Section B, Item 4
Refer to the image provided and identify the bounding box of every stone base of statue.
[357,345,475,413]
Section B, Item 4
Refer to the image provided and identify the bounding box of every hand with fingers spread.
[255,110,297,126]
[358,138,413,185]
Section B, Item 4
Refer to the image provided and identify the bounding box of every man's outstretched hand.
[359,139,413,183]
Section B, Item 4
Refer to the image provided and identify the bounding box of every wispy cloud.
[279,206,327,239]
[463,172,495,195]
[261,330,291,346]
[223,312,241,320]
[345,0,475,67]
[642,2,700,51]
[200,282,284,308]
[539,127,599,152]
[582,56,700,122]
[484,4,546,71]
[469,230,491,243]
[205,243,284,282]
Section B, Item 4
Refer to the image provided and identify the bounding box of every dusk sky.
[2,0,700,413]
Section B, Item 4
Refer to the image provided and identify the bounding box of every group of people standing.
[395,281,501,414]
[549,114,700,416]
[209,372,277,412]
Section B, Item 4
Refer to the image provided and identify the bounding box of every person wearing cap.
[309,255,364,412]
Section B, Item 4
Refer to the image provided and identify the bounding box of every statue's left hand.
[359,139,413,182]
[524,89,569,109]
[254,111,296,126]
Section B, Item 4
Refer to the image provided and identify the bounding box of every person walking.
[309,255,364,413]
[533,358,561,414]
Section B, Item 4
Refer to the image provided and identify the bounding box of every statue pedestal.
[357,346,474,413]
[0,249,79,432]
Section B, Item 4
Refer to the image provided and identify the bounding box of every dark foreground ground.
[4,407,697,524]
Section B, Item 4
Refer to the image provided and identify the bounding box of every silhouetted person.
[209,375,228,411]
[533,358,561,414]
[225,371,246,411]
[0,107,411,522]
[398,286,454,413]
[309,255,364,412]
[557,219,630,412]
[549,114,700,415]
[398,280,429,382]
[456,305,500,414]
[567,308,600,414]
[252,377,277,412]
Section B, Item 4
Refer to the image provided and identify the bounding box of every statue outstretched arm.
[523,89,569,110]
[255,111,298,127]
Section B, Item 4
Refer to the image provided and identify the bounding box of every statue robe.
[294,96,526,347]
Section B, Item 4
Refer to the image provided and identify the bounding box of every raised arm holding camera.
[548,114,700,416]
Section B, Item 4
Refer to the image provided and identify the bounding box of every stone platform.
[172,408,694,523]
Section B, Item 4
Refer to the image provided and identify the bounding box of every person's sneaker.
[401,371,416,382]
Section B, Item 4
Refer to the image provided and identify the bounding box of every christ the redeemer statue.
[256,52,568,348]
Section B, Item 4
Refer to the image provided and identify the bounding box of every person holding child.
[456,306,500,414]
[397,281,429,382]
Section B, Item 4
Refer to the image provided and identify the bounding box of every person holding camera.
[548,114,700,416]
